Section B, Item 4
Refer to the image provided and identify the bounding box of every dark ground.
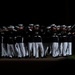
[0,56,65,61]
[0,56,75,73]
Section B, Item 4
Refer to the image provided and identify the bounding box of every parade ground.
[0,55,74,61]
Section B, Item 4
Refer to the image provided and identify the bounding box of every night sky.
[0,1,73,26]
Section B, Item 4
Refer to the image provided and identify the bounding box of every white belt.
[63,36,66,37]
[52,36,58,37]
[34,36,41,37]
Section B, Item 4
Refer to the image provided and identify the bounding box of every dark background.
[0,1,75,73]
[0,1,73,26]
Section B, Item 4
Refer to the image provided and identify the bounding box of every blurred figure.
[72,24,75,55]
[51,24,59,57]
[0,28,2,57]
[7,25,16,58]
[14,25,22,58]
[15,24,26,57]
[45,26,52,56]
[60,25,68,56]
[1,26,8,57]
[57,25,62,56]
[67,25,72,56]
[27,24,35,57]
[34,24,44,58]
